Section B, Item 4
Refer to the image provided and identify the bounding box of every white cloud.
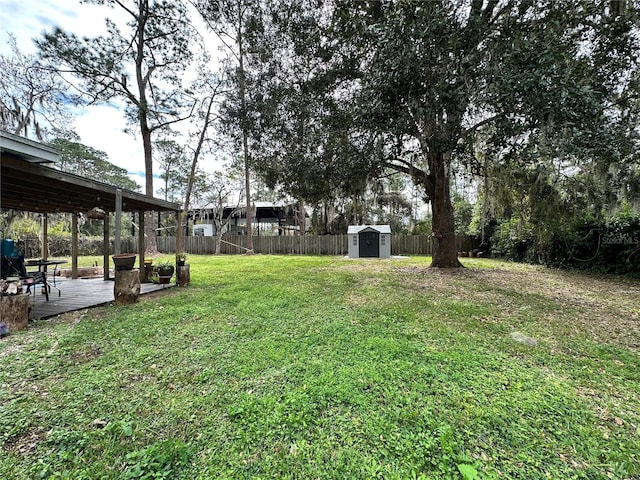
[72,103,146,185]
[1,0,117,54]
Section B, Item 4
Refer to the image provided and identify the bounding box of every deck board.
[29,276,174,319]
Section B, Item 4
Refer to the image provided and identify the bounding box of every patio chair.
[1,256,49,301]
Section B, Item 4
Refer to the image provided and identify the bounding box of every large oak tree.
[339,0,639,267]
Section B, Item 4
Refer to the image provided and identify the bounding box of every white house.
[347,225,392,258]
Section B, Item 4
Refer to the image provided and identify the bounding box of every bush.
[491,209,640,275]
[490,217,531,261]
[582,210,640,274]
[411,216,433,235]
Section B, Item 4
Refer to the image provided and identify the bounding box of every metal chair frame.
[1,256,50,301]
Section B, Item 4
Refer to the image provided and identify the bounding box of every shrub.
[491,209,640,275]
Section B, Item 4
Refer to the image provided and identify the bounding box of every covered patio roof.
[1,131,178,214]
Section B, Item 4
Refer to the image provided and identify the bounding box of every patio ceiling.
[1,131,179,214]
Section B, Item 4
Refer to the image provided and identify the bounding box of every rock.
[510,331,537,346]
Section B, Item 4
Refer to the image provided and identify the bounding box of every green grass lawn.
[1,255,638,479]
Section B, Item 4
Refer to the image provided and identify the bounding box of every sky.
[0,0,198,190]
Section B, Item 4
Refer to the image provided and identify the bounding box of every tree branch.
[149,101,197,132]
[113,0,138,20]
[384,159,434,198]
[461,112,504,139]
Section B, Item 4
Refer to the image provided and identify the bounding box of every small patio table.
[25,259,67,298]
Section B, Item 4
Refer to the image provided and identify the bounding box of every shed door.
[359,231,379,257]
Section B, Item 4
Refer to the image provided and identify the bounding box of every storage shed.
[347,225,392,258]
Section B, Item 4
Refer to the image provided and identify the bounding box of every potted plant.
[154,261,175,284]
[112,253,137,271]
[176,253,187,267]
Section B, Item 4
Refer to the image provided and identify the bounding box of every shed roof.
[347,225,392,235]
[1,130,179,214]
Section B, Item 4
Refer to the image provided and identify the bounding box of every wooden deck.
[28,276,174,319]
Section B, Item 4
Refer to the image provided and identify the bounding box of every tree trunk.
[237,5,253,252]
[298,200,306,235]
[136,2,158,255]
[0,294,29,331]
[175,211,185,260]
[178,91,217,259]
[430,152,463,268]
[140,105,158,255]
[389,147,461,268]
[141,118,157,254]
[176,265,190,287]
[243,135,253,251]
[144,211,157,254]
[114,269,140,305]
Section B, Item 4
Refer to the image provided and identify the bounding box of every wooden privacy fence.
[20,235,479,256]
[156,235,479,256]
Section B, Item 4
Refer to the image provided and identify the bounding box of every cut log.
[114,269,140,305]
[0,294,29,331]
[176,265,190,287]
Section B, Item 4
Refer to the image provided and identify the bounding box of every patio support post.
[71,212,78,279]
[138,209,145,283]
[40,213,48,259]
[114,188,122,254]
[103,212,110,281]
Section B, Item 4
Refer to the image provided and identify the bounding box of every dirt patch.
[346,291,369,308]
[64,345,102,365]
[479,269,639,350]
[0,340,27,358]
[4,426,47,456]
[59,267,103,278]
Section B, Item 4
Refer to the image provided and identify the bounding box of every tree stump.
[0,294,29,331]
[142,261,154,283]
[176,265,190,287]
[114,269,140,305]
